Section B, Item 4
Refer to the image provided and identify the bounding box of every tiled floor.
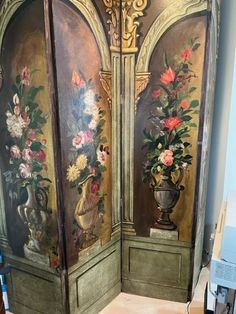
[100,268,209,314]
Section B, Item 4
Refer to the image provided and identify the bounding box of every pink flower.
[22,148,33,163]
[180,99,189,109]
[72,132,85,149]
[41,139,47,146]
[159,150,174,167]
[25,139,32,148]
[97,150,107,165]
[83,130,94,144]
[36,150,46,162]
[151,89,161,99]
[72,71,85,88]
[21,66,30,86]
[91,181,100,194]
[160,67,176,85]
[164,116,182,132]
[181,49,192,60]
[27,129,36,141]
[10,145,21,159]
[19,163,31,178]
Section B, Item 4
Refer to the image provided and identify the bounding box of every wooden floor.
[100,268,209,314]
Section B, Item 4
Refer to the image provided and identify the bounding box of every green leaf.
[163,52,169,68]
[182,115,192,121]
[16,75,21,84]
[12,85,19,95]
[190,100,199,108]
[189,87,197,93]
[189,123,197,127]
[28,86,44,102]
[192,43,201,51]
[32,162,43,172]
[30,142,42,151]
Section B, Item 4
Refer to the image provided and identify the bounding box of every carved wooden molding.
[69,0,111,70]
[0,0,25,50]
[135,72,151,111]
[136,0,208,72]
[99,71,112,109]
[103,0,148,53]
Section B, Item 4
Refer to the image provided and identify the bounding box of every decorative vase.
[151,170,184,230]
[74,175,99,248]
[17,184,51,253]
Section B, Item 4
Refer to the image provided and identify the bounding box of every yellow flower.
[76,154,88,170]
[66,164,80,182]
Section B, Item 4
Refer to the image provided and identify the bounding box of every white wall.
[204,0,236,253]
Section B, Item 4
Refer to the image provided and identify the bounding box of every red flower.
[181,49,192,60]
[72,71,85,88]
[21,66,30,86]
[164,116,182,132]
[160,67,176,85]
[36,149,46,162]
[91,181,100,194]
[180,99,189,109]
[151,88,161,99]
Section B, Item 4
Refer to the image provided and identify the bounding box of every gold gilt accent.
[135,72,151,106]
[103,0,148,52]
[99,71,112,109]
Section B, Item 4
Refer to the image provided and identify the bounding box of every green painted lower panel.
[69,237,121,313]
[122,235,191,303]
[5,255,64,314]
[122,279,188,303]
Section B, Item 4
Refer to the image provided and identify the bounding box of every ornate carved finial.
[135,72,151,113]
[0,65,3,90]
[99,71,112,110]
[103,0,148,52]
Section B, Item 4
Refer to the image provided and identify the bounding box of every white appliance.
[208,192,236,313]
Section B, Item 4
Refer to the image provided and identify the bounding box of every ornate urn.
[151,170,184,230]
[17,185,51,255]
[74,175,99,248]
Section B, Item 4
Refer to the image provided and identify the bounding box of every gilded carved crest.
[103,0,148,52]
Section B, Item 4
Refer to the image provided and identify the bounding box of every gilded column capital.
[103,0,148,53]
[99,71,112,109]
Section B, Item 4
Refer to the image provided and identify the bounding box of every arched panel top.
[136,0,208,73]
[0,0,25,50]
[69,0,111,70]
[0,0,111,71]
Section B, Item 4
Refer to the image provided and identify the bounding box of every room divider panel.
[0,0,220,313]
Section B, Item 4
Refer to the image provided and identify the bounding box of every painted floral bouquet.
[67,71,109,248]
[4,67,51,198]
[142,38,200,184]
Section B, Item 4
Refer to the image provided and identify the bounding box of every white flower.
[88,119,98,130]
[84,89,96,108]
[182,162,188,169]
[157,143,162,149]
[6,113,30,138]
[13,94,20,105]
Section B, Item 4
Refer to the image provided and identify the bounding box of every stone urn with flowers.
[4,66,52,257]
[142,39,201,230]
[66,70,109,251]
